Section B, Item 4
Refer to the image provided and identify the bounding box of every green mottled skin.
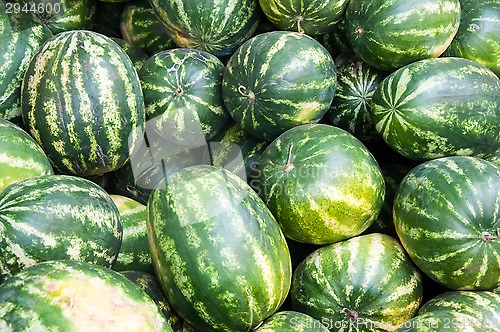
[485,148,500,167]
[111,38,149,72]
[21,30,146,177]
[0,260,172,331]
[121,270,184,332]
[445,0,500,76]
[394,156,500,290]
[222,31,337,141]
[111,195,152,273]
[150,0,260,57]
[258,0,349,36]
[326,52,386,142]
[120,0,175,56]
[345,0,461,71]
[147,165,292,331]
[0,175,122,282]
[251,124,385,244]
[255,311,329,331]
[139,48,229,141]
[0,119,53,191]
[0,7,52,123]
[33,0,96,34]
[371,57,500,161]
[291,233,424,331]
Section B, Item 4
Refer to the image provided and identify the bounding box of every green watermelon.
[251,124,385,245]
[150,0,260,57]
[111,37,149,72]
[139,48,229,141]
[111,195,152,273]
[121,270,184,331]
[31,0,97,34]
[120,0,175,56]
[0,7,52,123]
[326,52,386,142]
[0,260,172,331]
[291,233,424,331]
[344,0,461,71]
[394,156,500,290]
[21,30,146,177]
[371,57,500,161]
[254,311,329,331]
[445,0,500,76]
[147,165,292,331]
[396,291,500,331]
[222,31,337,141]
[0,119,53,191]
[485,148,500,167]
[258,0,349,36]
[0,175,122,282]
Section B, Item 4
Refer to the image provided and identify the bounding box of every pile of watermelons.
[0,0,499,330]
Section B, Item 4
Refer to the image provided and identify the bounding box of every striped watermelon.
[222,31,337,141]
[326,52,386,142]
[0,260,172,331]
[393,156,500,290]
[111,195,152,273]
[139,48,229,141]
[254,311,329,331]
[396,291,500,331]
[21,30,146,177]
[371,57,500,161]
[147,165,292,331]
[258,0,350,36]
[0,119,53,191]
[344,0,461,71]
[0,175,122,283]
[291,233,424,331]
[32,0,96,34]
[251,124,385,245]
[120,0,175,56]
[150,0,260,57]
[445,0,500,76]
[0,8,52,123]
[111,37,149,72]
[121,270,184,331]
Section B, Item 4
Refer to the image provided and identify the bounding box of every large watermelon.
[222,31,337,141]
[251,124,385,245]
[291,233,424,331]
[150,0,260,57]
[147,165,292,331]
[371,57,500,161]
[393,156,500,290]
[344,0,461,71]
[21,30,145,177]
[0,260,172,331]
[0,175,122,282]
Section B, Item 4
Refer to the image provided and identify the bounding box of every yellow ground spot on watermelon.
[294,102,324,122]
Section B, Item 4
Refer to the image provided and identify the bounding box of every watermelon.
[371,57,500,161]
[291,233,424,331]
[222,31,337,141]
[111,195,152,273]
[121,270,184,331]
[0,260,172,331]
[0,119,53,191]
[326,51,386,142]
[21,30,146,177]
[31,0,97,34]
[393,156,500,290]
[485,148,500,167]
[147,165,292,331]
[0,7,52,123]
[445,0,500,76]
[120,0,175,56]
[396,291,500,331]
[111,37,149,72]
[139,48,229,141]
[344,0,461,71]
[254,311,329,331]
[0,174,122,283]
[258,0,349,36]
[250,124,385,245]
[150,0,260,57]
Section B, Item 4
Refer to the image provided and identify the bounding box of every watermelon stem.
[175,86,184,96]
[237,85,255,102]
[283,143,294,173]
[481,229,499,242]
[296,16,304,34]
[341,307,359,320]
